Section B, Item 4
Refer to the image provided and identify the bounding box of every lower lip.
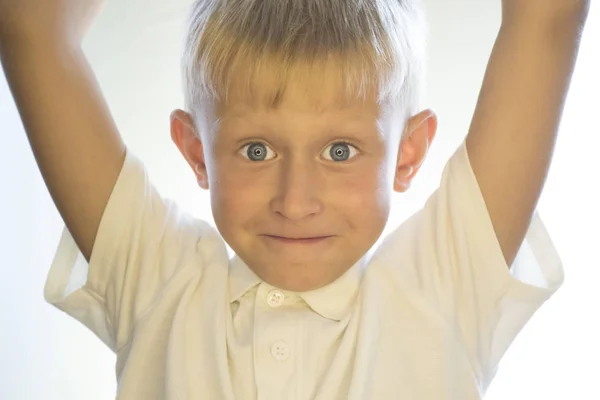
[264,235,332,245]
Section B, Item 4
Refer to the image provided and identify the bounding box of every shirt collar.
[228,254,369,322]
[228,255,262,303]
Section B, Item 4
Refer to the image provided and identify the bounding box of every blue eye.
[322,142,359,162]
[240,142,276,161]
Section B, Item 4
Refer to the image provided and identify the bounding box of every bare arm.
[465,4,589,266]
[1,34,126,263]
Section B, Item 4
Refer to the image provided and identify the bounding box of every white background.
[1,1,598,398]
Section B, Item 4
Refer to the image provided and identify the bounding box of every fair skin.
[465,1,588,266]
[170,69,437,291]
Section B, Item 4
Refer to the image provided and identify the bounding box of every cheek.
[334,164,391,225]
[209,164,267,225]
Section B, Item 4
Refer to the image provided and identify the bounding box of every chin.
[250,255,348,291]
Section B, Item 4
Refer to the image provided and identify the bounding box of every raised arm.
[0,0,126,262]
[465,1,590,266]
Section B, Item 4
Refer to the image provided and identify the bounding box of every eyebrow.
[216,116,383,145]
[217,114,380,139]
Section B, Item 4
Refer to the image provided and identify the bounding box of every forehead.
[217,98,382,136]
[214,59,385,125]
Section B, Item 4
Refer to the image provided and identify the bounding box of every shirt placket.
[253,282,299,400]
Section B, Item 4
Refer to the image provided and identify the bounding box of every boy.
[0,0,589,398]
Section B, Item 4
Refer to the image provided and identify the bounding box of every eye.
[239,142,277,162]
[322,142,359,162]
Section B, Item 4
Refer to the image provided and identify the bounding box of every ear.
[394,109,438,192]
[170,109,210,190]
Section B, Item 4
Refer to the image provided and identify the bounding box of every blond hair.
[180,0,427,135]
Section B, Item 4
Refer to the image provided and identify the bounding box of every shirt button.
[270,341,290,361]
[266,290,284,307]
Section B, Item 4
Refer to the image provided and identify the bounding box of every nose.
[269,157,324,221]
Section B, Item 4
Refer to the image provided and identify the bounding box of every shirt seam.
[80,285,116,349]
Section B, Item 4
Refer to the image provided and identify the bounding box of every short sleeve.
[377,140,564,388]
[44,148,215,352]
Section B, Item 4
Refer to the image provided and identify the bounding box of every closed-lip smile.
[262,235,333,244]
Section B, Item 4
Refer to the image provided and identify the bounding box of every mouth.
[262,235,333,245]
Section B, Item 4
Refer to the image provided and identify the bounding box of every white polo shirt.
[44,141,564,399]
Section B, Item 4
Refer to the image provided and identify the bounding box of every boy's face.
[171,71,437,292]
